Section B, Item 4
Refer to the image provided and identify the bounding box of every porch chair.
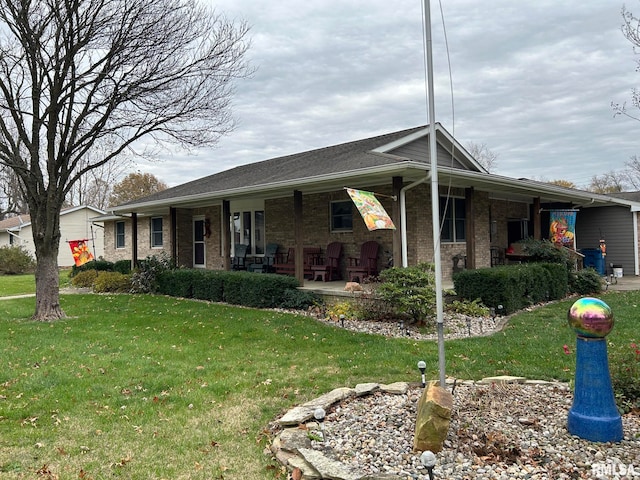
[232,244,249,270]
[346,241,379,282]
[248,243,279,273]
[310,242,343,282]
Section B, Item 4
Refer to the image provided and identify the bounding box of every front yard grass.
[0,291,637,479]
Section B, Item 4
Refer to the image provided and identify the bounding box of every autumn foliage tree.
[109,172,168,206]
[0,0,251,320]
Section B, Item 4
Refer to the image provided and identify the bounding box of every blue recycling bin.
[581,248,604,275]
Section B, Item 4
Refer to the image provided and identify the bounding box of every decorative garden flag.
[346,188,396,231]
[68,239,94,266]
[549,210,577,249]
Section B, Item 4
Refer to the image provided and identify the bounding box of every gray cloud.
[137,0,640,189]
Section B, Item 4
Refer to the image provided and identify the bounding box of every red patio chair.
[310,242,343,281]
[346,241,379,282]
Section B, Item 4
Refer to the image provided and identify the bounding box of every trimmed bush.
[93,271,132,293]
[570,268,602,295]
[192,271,224,302]
[71,269,98,288]
[454,262,568,315]
[114,260,132,274]
[279,289,321,310]
[70,259,114,277]
[156,269,197,298]
[0,245,35,274]
[222,271,300,308]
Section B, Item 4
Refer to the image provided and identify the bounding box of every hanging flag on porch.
[346,188,396,231]
[68,239,94,267]
[549,210,577,249]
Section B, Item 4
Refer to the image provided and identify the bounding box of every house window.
[115,221,125,248]
[331,200,353,232]
[232,210,265,255]
[193,217,205,267]
[150,217,163,248]
[9,233,14,245]
[440,196,466,242]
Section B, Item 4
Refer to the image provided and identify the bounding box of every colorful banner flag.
[346,188,396,231]
[549,210,577,249]
[69,239,94,267]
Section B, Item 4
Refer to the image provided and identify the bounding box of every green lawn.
[0,290,637,479]
[0,271,71,297]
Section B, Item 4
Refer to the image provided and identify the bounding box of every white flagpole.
[423,0,446,389]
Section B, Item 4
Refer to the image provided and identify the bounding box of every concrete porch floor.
[299,274,640,297]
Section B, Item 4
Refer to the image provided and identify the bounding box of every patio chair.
[232,244,248,270]
[310,242,343,281]
[346,241,379,282]
[248,243,279,273]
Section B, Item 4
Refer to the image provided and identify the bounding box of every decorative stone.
[298,448,361,480]
[278,387,355,426]
[355,382,379,396]
[380,382,409,395]
[478,375,526,384]
[413,382,453,453]
[287,454,321,479]
[278,428,311,452]
[344,282,363,292]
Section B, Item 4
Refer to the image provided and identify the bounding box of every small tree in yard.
[0,0,251,320]
[377,263,437,325]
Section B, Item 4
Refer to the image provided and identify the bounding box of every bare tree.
[0,0,251,320]
[109,172,168,206]
[588,171,629,193]
[466,142,499,172]
[613,4,640,122]
[624,155,640,190]
[65,148,133,210]
[0,165,28,218]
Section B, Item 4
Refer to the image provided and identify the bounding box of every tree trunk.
[33,251,65,321]
[31,204,66,321]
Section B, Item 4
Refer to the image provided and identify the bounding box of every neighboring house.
[96,124,640,281]
[0,205,106,267]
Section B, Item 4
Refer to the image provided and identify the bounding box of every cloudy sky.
[137,0,640,189]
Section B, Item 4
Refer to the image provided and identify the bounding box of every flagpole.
[423,0,446,389]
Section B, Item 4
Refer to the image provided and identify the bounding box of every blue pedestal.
[567,337,623,442]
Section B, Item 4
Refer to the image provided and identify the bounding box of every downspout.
[400,170,431,267]
[634,211,639,276]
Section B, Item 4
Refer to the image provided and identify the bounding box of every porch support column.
[392,176,403,268]
[533,197,542,240]
[170,207,177,266]
[222,200,231,270]
[131,212,138,267]
[465,188,476,269]
[294,190,304,282]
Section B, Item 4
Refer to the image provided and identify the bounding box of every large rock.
[413,382,453,453]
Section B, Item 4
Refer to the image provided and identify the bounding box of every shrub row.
[70,259,131,277]
[453,263,570,315]
[156,269,318,309]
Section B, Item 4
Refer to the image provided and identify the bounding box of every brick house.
[96,124,640,281]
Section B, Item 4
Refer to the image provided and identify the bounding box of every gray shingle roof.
[119,126,426,206]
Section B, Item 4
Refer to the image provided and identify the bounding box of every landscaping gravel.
[302,312,640,479]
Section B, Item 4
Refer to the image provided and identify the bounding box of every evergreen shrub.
[0,245,35,274]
